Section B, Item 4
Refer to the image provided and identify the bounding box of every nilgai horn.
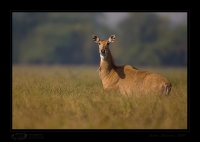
[92,35,172,95]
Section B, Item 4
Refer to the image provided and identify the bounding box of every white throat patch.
[100,54,107,61]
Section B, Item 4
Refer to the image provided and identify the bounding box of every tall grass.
[12,65,187,129]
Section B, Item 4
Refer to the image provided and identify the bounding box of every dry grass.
[12,65,187,129]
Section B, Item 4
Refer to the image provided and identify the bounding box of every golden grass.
[12,65,187,129]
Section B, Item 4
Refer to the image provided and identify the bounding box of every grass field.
[12,65,187,129]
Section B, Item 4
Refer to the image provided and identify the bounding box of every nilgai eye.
[107,43,109,45]
[98,43,101,45]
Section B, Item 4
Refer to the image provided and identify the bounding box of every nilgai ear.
[108,35,115,43]
[92,35,100,43]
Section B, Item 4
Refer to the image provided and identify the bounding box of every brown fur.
[93,35,172,95]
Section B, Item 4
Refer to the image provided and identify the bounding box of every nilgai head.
[92,35,115,61]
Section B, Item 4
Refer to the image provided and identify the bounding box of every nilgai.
[92,35,172,95]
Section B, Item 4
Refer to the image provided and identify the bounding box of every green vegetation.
[12,12,187,66]
[12,65,187,129]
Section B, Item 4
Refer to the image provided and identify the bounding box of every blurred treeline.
[12,12,187,66]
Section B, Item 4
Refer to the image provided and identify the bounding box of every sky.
[103,12,187,28]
